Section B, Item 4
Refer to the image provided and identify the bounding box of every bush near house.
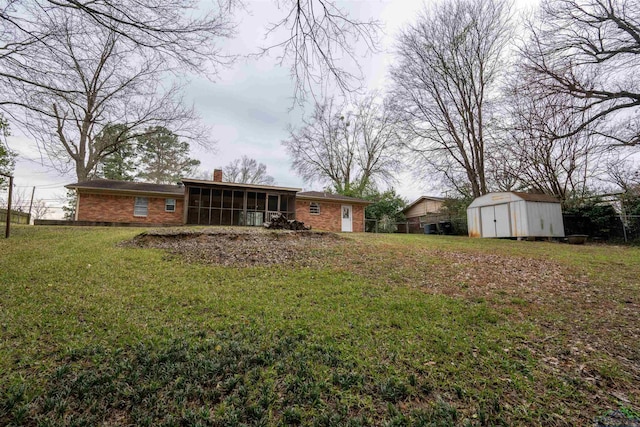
[1,226,639,426]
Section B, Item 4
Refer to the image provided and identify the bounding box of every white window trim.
[309,202,320,215]
[134,197,148,217]
[165,198,176,212]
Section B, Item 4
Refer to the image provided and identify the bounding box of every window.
[310,202,320,215]
[165,198,176,212]
[134,197,148,217]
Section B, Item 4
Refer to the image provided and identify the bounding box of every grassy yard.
[0,226,638,426]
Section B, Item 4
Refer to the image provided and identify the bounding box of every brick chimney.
[213,169,223,182]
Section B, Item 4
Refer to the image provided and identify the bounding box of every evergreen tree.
[97,124,137,181]
[0,115,15,189]
[364,189,406,233]
[137,127,200,184]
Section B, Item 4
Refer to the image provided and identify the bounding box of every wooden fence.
[0,209,30,224]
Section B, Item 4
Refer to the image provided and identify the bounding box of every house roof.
[180,178,301,193]
[66,179,185,196]
[401,195,446,214]
[296,191,372,204]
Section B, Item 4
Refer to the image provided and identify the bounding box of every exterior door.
[480,206,497,238]
[494,203,511,237]
[480,204,511,238]
[341,205,353,232]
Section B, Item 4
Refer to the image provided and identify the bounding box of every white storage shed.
[467,192,564,238]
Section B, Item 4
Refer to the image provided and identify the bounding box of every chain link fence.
[563,213,640,243]
[366,216,468,235]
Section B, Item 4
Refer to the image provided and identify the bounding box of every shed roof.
[180,178,301,193]
[296,191,372,204]
[66,179,184,196]
[468,191,561,208]
[512,192,562,202]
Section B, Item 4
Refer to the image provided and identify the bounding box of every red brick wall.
[295,199,365,232]
[77,192,184,224]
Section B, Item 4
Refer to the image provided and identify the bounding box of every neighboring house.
[65,171,371,232]
[401,195,446,233]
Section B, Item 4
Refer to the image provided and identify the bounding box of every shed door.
[494,203,511,237]
[480,206,497,238]
[341,205,353,232]
[480,204,511,238]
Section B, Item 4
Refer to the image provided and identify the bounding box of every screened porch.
[184,183,297,226]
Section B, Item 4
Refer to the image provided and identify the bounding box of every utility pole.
[1,172,13,238]
[27,186,35,224]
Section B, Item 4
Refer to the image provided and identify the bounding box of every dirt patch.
[122,227,344,267]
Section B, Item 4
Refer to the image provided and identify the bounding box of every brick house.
[66,172,370,232]
[67,180,185,225]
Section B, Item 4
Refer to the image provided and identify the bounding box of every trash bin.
[424,223,437,234]
[439,221,453,235]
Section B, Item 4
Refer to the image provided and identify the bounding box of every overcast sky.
[5,0,534,218]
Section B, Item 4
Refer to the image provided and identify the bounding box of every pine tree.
[97,124,137,181]
[137,127,200,184]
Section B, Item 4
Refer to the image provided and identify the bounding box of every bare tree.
[31,199,50,220]
[2,10,207,182]
[1,0,236,77]
[499,71,606,202]
[390,0,512,198]
[223,156,276,185]
[521,0,640,146]
[1,1,381,180]
[260,0,380,102]
[605,157,640,192]
[2,0,379,107]
[283,93,401,197]
[0,187,27,212]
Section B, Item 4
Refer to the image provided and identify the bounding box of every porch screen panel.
[268,195,278,212]
[207,189,222,225]
[256,193,266,211]
[187,208,199,224]
[232,190,244,225]
[233,210,242,226]
[233,191,243,209]
[246,191,265,226]
[199,208,210,225]
[219,190,233,225]
[212,190,222,208]
[201,189,211,209]
[221,209,232,225]
[187,187,201,224]
[222,190,232,209]
[211,208,221,225]
[282,194,296,219]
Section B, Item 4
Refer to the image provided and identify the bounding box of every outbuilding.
[467,192,564,239]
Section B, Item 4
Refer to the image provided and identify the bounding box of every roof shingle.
[66,179,184,196]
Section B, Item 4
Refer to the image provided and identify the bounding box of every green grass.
[1,226,639,426]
